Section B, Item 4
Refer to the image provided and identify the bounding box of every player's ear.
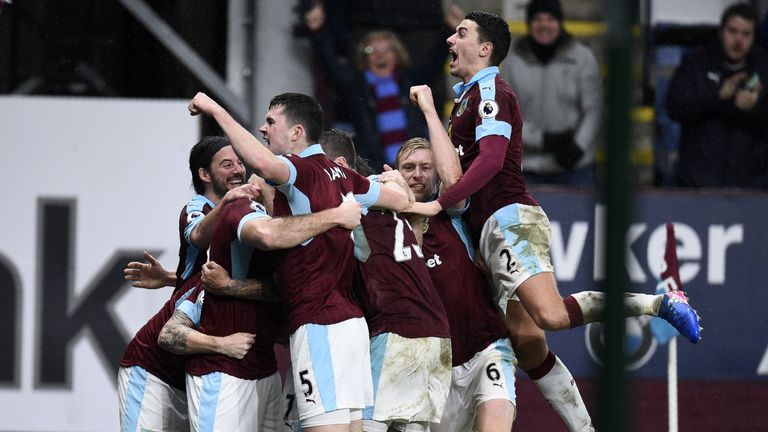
[198,167,212,183]
[333,156,349,169]
[292,124,305,141]
[479,41,492,59]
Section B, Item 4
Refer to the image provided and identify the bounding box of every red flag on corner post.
[652,222,682,343]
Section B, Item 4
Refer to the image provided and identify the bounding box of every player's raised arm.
[189,92,290,184]
[410,85,463,191]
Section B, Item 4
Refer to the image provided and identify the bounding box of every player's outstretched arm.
[240,198,362,251]
[158,309,255,359]
[201,261,279,302]
[123,251,176,289]
[404,200,442,217]
[188,92,290,184]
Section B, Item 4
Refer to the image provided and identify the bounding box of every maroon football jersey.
[174,194,214,291]
[271,146,380,333]
[448,70,537,240]
[184,198,279,380]
[352,210,450,339]
[120,274,202,390]
[421,211,508,366]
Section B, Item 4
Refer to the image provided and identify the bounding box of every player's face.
[529,12,561,46]
[208,145,245,198]
[366,37,397,77]
[721,16,755,62]
[447,19,486,82]
[397,148,436,202]
[259,106,294,156]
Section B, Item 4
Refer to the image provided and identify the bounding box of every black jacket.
[666,43,768,188]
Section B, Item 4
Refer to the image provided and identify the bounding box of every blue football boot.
[657,290,702,343]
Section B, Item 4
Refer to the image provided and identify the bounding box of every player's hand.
[123,251,173,289]
[248,174,276,212]
[217,332,256,359]
[221,183,262,206]
[188,92,221,116]
[409,85,437,116]
[201,261,231,294]
[379,169,415,202]
[719,71,747,100]
[336,194,362,229]
[444,3,465,29]
[304,3,325,32]
[734,84,761,111]
[404,200,441,216]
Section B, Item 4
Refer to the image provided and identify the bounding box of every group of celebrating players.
[118,10,701,432]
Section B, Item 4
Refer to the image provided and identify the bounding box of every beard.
[212,174,244,199]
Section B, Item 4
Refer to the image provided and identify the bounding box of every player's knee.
[512,337,549,372]
[529,307,568,331]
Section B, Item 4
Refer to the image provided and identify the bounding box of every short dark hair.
[269,93,324,144]
[720,2,758,30]
[319,128,358,169]
[354,156,376,177]
[189,136,229,194]
[466,10,512,66]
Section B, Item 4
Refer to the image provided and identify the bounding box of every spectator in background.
[666,2,768,189]
[303,2,454,169]
[501,0,603,186]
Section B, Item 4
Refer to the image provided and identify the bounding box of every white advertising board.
[0,96,199,431]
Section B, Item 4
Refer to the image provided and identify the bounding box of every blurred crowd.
[292,0,768,191]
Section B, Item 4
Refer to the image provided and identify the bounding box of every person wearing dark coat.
[667,2,768,189]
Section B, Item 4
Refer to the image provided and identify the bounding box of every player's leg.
[475,399,516,432]
[365,333,451,431]
[281,360,299,432]
[471,339,517,432]
[118,366,189,432]
[350,409,363,432]
[479,204,568,331]
[290,318,373,432]
[505,299,594,432]
[564,290,701,343]
[483,204,700,343]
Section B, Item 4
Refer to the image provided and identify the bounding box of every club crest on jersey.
[197,290,205,306]
[250,200,267,214]
[479,100,499,119]
[456,98,469,117]
[187,210,203,224]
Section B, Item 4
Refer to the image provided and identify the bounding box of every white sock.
[624,293,663,316]
[571,291,605,324]
[533,356,595,432]
[572,291,663,324]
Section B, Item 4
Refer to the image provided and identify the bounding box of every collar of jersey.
[194,193,217,209]
[297,143,325,158]
[452,66,499,100]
